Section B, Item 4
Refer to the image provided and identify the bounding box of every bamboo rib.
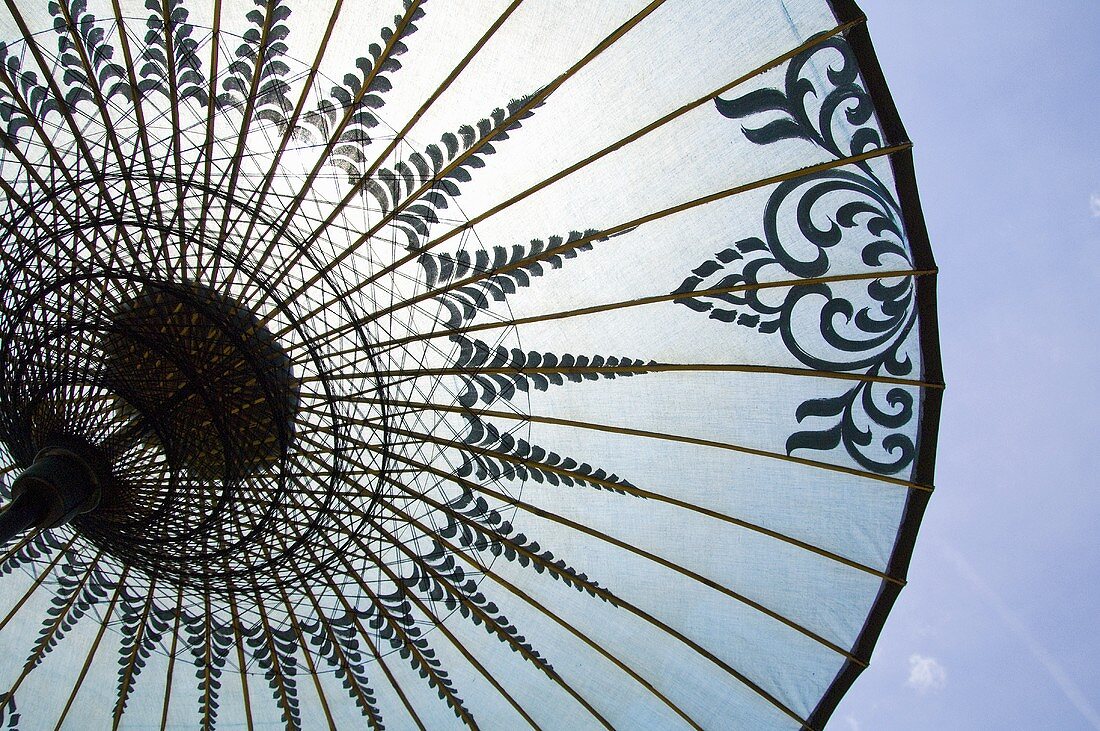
[305,19,869,329]
[53,567,130,731]
[307,430,866,666]
[302,442,813,728]
[158,587,184,731]
[226,591,256,731]
[112,577,158,730]
[238,0,524,287]
[343,397,935,492]
[254,0,669,320]
[109,0,171,243]
[241,0,424,287]
[293,431,815,724]
[293,397,903,584]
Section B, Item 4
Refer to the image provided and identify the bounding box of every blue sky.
[834,2,1100,728]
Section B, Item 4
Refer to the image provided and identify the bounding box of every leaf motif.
[301,612,386,730]
[440,484,617,603]
[368,95,544,250]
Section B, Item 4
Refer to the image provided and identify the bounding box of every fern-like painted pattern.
[0,3,931,730]
[0,1,653,727]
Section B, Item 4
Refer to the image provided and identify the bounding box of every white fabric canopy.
[0,1,941,728]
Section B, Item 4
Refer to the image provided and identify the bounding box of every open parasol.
[0,0,941,728]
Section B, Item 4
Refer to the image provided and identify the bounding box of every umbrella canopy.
[0,0,941,728]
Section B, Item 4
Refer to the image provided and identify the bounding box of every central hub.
[102,283,299,482]
[62,282,307,588]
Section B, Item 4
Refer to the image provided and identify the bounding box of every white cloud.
[907,654,947,693]
[1090,192,1100,217]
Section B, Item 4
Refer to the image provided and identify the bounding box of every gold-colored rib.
[241,0,421,285]
[226,591,256,731]
[257,0,668,320]
[324,427,866,666]
[275,578,338,730]
[56,0,159,262]
[300,435,811,728]
[0,533,78,633]
[194,0,222,269]
[109,0,171,242]
[313,565,430,731]
[224,0,346,290]
[54,567,130,731]
[4,548,106,700]
[290,452,614,730]
[349,527,547,731]
[205,0,282,282]
[239,0,524,288]
[342,18,868,327]
[112,577,158,730]
[349,414,903,586]
[156,0,188,251]
[352,143,910,330]
[158,586,184,731]
[373,488,706,730]
[3,0,143,260]
[293,577,386,730]
[356,361,941,391]
[345,397,933,492]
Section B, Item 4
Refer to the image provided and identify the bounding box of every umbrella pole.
[0,448,100,544]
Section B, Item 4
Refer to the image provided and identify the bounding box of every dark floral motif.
[677,33,919,475]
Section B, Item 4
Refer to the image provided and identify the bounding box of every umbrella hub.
[0,280,321,588]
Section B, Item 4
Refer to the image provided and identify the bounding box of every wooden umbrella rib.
[341,414,904,586]
[347,525,549,731]
[200,590,215,731]
[348,425,867,665]
[156,0,188,252]
[226,590,257,731]
[384,499,706,730]
[194,0,222,268]
[350,496,613,730]
[285,16,867,333]
[0,533,78,634]
[4,547,106,700]
[271,456,701,728]
[112,577,158,730]
[225,0,346,287]
[158,586,184,731]
[258,0,669,319]
[294,430,831,723]
[354,142,910,329]
[109,0,171,242]
[244,0,422,283]
[350,17,867,327]
[53,566,130,731]
[207,2,281,282]
[343,397,934,492]
[0,67,117,256]
[363,362,942,390]
[312,564,430,731]
[243,0,524,284]
[293,576,387,730]
[297,398,898,589]
[324,441,812,728]
[248,584,299,731]
[3,1,139,254]
[273,570,339,730]
[306,537,482,730]
[56,0,159,263]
